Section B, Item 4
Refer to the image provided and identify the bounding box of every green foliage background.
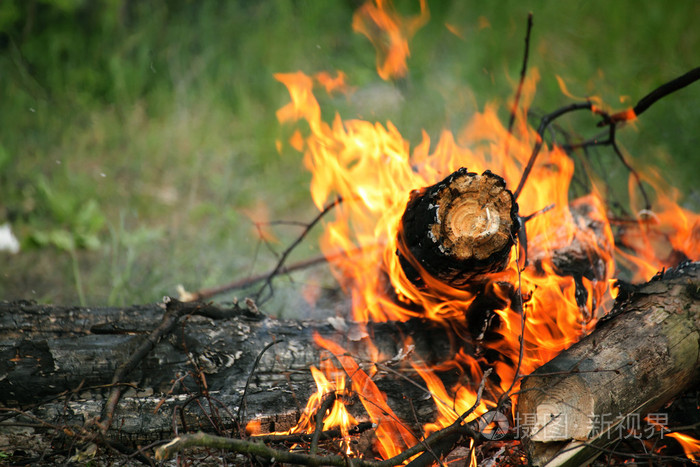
[1,0,698,307]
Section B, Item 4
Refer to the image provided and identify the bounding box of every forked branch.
[514,67,700,202]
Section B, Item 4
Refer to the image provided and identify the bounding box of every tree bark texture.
[516,261,700,466]
[0,300,465,444]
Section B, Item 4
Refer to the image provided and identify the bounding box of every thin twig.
[253,421,375,444]
[507,12,534,135]
[607,123,651,210]
[310,392,338,454]
[521,204,554,222]
[405,368,493,467]
[256,196,343,304]
[237,339,285,426]
[156,432,358,466]
[560,128,611,152]
[99,298,199,434]
[515,67,700,202]
[177,318,228,437]
[192,254,328,301]
[513,102,594,200]
[503,232,526,399]
[406,398,445,467]
[192,245,375,302]
[558,119,651,211]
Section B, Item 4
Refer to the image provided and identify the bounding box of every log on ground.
[516,261,700,467]
[0,299,467,443]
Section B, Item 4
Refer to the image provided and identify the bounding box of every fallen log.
[0,299,466,443]
[517,261,700,466]
[3,257,697,457]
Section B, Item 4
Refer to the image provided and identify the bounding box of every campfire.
[212,2,700,465]
[3,2,699,466]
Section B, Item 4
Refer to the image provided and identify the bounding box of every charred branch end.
[397,168,519,290]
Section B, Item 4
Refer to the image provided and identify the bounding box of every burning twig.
[155,410,490,466]
[154,370,505,466]
[405,368,494,467]
[310,392,340,454]
[253,421,375,444]
[601,66,700,125]
[514,66,700,204]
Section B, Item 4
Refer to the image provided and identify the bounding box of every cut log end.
[398,168,519,289]
[518,375,595,442]
[433,171,515,260]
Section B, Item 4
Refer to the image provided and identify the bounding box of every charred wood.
[0,300,463,443]
[397,168,519,289]
[3,261,698,459]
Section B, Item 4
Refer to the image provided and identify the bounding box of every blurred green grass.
[1,1,698,307]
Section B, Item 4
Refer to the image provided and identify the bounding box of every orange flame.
[314,71,354,96]
[314,333,417,459]
[274,66,629,448]
[668,432,700,461]
[411,359,490,435]
[352,0,429,80]
[254,355,358,453]
[269,6,699,463]
[615,184,700,282]
[245,419,261,436]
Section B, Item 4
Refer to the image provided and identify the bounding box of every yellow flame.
[275,67,624,440]
[668,432,700,461]
[270,5,699,461]
[352,0,429,81]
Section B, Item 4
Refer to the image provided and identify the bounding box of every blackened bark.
[397,168,519,290]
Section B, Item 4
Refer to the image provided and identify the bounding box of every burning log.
[2,261,699,463]
[0,299,463,443]
[517,261,700,466]
[397,168,520,289]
